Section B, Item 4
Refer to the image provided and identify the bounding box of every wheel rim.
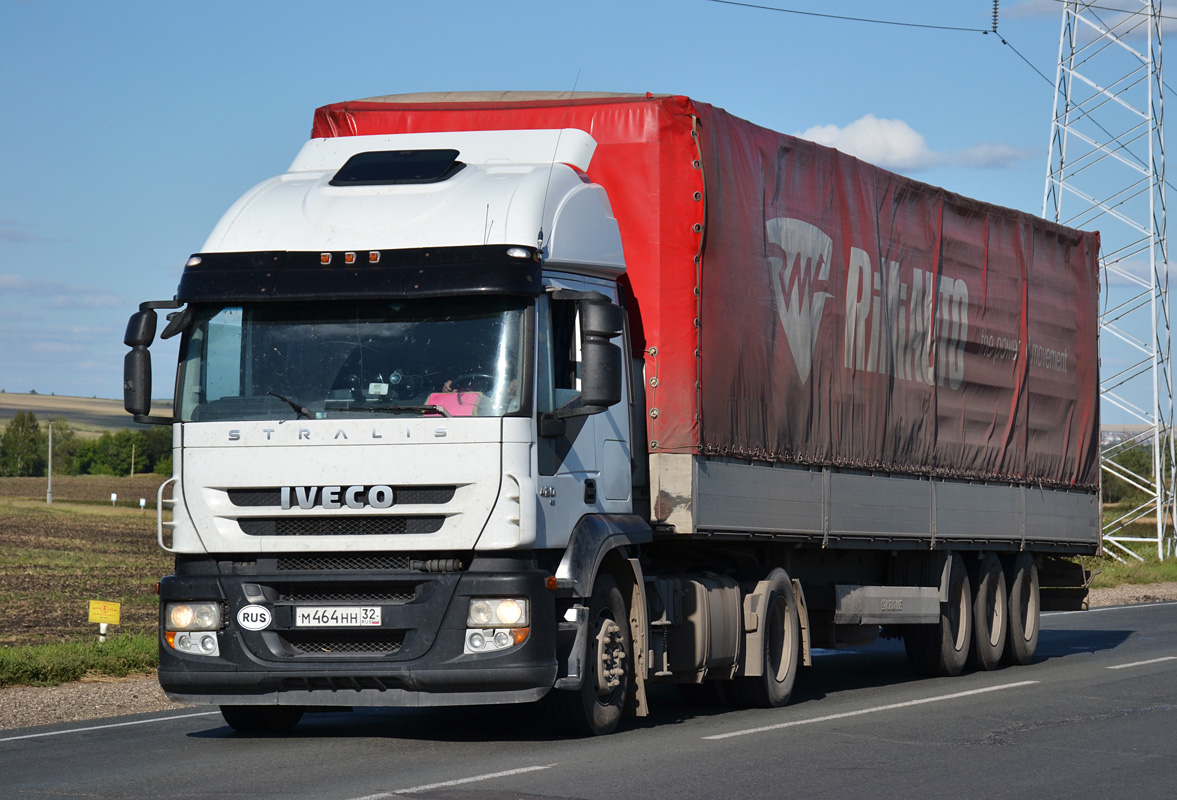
[593,616,626,701]
[950,574,968,651]
[1019,570,1038,642]
[986,571,1004,647]
[766,595,793,682]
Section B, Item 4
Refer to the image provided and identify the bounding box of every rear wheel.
[905,553,972,677]
[544,573,631,736]
[220,705,303,734]
[968,553,1007,671]
[1002,553,1040,666]
[729,569,799,708]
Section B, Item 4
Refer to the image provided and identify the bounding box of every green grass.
[1083,544,1177,588]
[0,632,157,688]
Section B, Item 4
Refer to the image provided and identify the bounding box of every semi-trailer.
[124,92,1101,736]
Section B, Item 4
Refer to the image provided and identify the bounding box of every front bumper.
[158,555,558,707]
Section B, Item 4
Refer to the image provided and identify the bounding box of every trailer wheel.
[968,553,1007,671]
[730,569,799,709]
[905,553,972,677]
[544,573,631,736]
[1001,553,1040,666]
[220,705,303,734]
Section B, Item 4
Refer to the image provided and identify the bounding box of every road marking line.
[703,680,1039,741]
[349,764,559,800]
[0,711,220,743]
[1046,601,1177,616]
[1107,656,1177,670]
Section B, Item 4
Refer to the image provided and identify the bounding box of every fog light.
[493,630,511,648]
[468,631,486,650]
[168,629,220,657]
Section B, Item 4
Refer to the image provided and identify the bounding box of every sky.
[0,0,1164,424]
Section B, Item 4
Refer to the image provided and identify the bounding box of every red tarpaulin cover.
[313,93,1100,490]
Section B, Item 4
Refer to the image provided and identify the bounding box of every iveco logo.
[281,485,395,510]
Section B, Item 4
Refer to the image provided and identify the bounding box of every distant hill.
[0,393,172,437]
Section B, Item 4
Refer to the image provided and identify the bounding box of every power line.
[702,0,992,33]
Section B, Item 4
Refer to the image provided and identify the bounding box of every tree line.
[0,411,171,477]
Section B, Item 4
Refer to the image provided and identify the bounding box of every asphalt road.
[3,602,1175,800]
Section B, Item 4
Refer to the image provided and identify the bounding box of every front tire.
[544,574,631,736]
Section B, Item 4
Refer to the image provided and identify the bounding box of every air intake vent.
[330,149,465,186]
[239,517,444,536]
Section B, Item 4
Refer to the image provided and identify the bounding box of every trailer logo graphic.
[843,248,970,390]
[766,218,833,384]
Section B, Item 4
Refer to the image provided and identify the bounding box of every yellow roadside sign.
[88,600,121,625]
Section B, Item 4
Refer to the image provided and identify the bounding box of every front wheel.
[544,574,631,736]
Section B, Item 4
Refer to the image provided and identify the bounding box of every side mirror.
[581,300,624,338]
[579,300,623,410]
[124,308,156,416]
[123,347,152,417]
[580,338,622,408]
[122,300,181,424]
[124,309,157,348]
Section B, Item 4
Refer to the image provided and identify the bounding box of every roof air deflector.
[330,149,465,186]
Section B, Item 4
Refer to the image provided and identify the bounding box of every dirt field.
[0,392,171,437]
[0,476,172,646]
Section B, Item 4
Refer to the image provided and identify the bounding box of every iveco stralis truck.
[124,93,1101,736]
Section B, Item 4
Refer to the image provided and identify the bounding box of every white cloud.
[800,115,943,171]
[799,115,1031,172]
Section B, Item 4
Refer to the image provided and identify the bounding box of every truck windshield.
[177,298,527,422]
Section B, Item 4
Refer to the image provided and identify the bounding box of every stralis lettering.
[844,247,969,390]
[281,485,395,510]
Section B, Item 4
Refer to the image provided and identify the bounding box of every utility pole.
[46,421,52,505]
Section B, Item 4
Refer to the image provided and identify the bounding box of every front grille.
[281,630,406,655]
[227,486,455,507]
[277,585,417,604]
[239,517,444,536]
[277,555,414,571]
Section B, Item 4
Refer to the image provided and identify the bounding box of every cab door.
[534,278,632,546]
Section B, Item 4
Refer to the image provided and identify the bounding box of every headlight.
[467,598,529,628]
[166,602,222,631]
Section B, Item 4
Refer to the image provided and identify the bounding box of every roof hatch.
[329,149,466,186]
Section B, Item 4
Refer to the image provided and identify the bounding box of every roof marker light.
[506,247,531,259]
[369,251,380,263]
[320,253,332,265]
[186,256,202,268]
[345,252,357,264]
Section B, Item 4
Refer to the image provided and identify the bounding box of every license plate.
[295,606,382,627]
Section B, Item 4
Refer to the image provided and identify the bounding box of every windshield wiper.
[267,391,314,420]
[341,404,452,418]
